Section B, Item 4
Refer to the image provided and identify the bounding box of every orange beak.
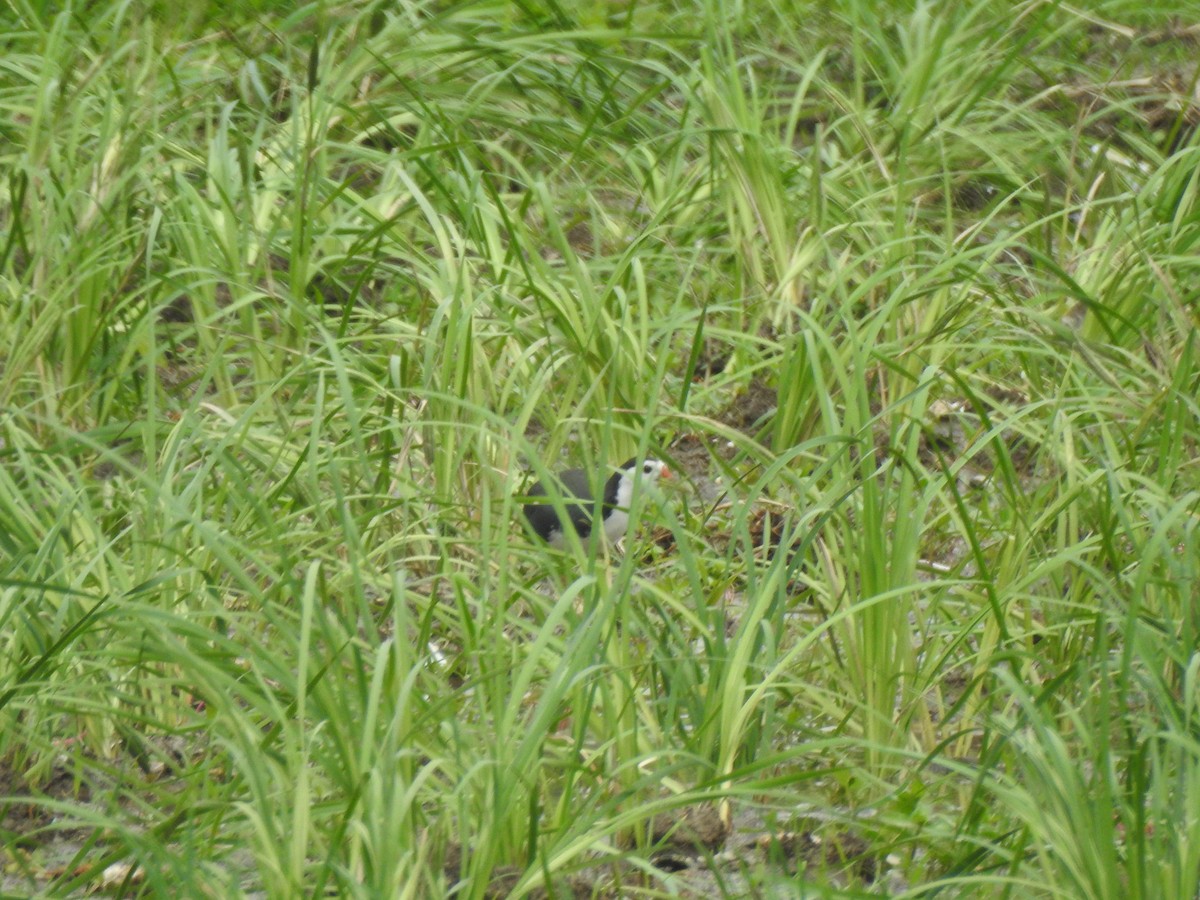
[660,465,672,480]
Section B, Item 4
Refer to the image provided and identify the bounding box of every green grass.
[2,0,1199,896]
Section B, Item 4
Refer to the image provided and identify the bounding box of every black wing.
[523,471,594,541]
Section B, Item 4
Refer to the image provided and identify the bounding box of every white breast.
[603,473,637,541]
[602,508,630,541]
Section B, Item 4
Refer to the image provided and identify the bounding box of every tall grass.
[2,0,1198,896]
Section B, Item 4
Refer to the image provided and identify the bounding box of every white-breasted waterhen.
[523,458,670,548]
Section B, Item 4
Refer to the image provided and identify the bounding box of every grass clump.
[2,0,1199,896]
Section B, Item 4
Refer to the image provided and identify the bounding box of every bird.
[522,457,671,548]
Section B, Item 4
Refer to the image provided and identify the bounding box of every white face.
[639,460,668,480]
[606,459,669,541]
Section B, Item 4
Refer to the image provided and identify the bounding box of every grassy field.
[2,0,1199,896]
